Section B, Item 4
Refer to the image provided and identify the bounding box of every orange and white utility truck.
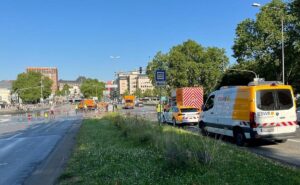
[123,95,135,109]
[162,87,203,126]
[171,87,204,109]
[78,99,97,110]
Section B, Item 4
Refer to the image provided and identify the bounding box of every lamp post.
[252,2,285,84]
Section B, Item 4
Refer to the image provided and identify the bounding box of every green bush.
[105,114,222,169]
[59,116,300,185]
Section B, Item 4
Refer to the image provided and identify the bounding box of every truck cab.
[123,95,135,109]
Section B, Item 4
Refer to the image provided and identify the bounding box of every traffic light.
[139,67,142,74]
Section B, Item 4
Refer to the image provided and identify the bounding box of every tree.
[12,72,52,103]
[146,40,229,96]
[56,84,70,96]
[233,0,300,91]
[80,79,105,100]
[133,88,143,98]
[143,89,153,97]
[290,0,300,92]
[123,89,130,96]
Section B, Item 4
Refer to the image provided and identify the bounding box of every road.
[126,106,300,168]
[0,105,82,185]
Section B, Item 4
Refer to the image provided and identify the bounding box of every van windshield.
[256,89,293,111]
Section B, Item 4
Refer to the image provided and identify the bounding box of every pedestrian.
[156,102,163,124]
[50,105,55,119]
[75,104,78,114]
[84,103,88,113]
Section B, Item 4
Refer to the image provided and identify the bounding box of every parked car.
[135,101,144,107]
[162,106,200,126]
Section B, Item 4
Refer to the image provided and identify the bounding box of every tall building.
[26,67,58,93]
[115,70,154,96]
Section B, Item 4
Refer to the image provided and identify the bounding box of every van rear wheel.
[234,130,246,146]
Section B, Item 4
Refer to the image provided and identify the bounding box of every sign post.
[155,69,166,125]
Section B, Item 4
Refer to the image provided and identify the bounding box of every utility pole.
[281,17,285,84]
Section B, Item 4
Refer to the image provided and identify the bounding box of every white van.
[199,82,299,146]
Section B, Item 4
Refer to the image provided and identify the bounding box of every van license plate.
[262,128,274,133]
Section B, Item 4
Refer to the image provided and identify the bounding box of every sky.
[0,0,271,81]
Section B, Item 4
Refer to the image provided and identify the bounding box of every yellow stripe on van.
[232,87,252,121]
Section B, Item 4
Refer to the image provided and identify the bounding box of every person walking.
[156,102,163,124]
[75,104,78,114]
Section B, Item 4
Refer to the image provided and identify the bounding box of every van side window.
[204,95,215,111]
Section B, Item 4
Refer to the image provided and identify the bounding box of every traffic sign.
[155,69,166,87]
[155,69,166,82]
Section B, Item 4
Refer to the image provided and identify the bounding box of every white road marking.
[0,119,10,123]
[31,124,41,129]
[288,139,300,143]
[6,133,22,140]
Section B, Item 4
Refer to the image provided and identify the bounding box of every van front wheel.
[199,121,208,136]
[234,130,246,146]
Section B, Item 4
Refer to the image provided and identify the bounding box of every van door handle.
[210,112,214,114]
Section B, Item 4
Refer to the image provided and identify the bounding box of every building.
[0,80,13,105]
[58,76,86,91]
[115,70,154,96]
[26,67,58,93]
[58,76,86,101]
[137,75,154,93]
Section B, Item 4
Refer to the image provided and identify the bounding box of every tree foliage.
[123,90,130,96]
[143,89,154,97]
[146,40,229,96]
[133,88,143,98]
[233,0,300,92]
[56,84,70,96]
[12,72,53,103]
[80,79,105,99]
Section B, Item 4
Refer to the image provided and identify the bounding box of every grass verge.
[58,114,300,185]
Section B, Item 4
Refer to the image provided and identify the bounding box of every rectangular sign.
[155,70,166,82]
[105,84,118,88]
[156,81,166,87]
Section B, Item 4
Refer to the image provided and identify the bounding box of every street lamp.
[252,2,285,84]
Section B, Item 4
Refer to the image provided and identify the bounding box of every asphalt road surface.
[125,106,300,168]
[0,106,82,185]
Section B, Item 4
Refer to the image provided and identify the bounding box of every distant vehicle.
[200,81,298,146]
[163,106,200,126]
[123,95,135,109]
[171,87,204,109]
[78,99,97,110]
[297,107,300,124]
[135,101,144,107]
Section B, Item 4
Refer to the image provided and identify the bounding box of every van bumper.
[250,130,297,140]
